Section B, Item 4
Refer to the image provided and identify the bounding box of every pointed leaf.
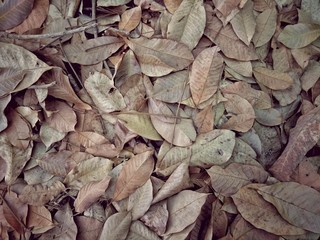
[99,212,132,240]
[119,6,141,32]
[127,221,161,240]
[253,67,294,90]
[167,0,206,49]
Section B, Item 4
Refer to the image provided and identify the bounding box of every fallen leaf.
[27,206,54,234]
[253,67,294,90]
[269,106,320,181]
[125,37,194,77]
[232,184,305,235]
[167,0,206,49]
[74,175,112,213]
[99,212,132,240]
[190,47,224,105]
[213,0,241,17]
[194,105,214,134]
[113,150,154,201]
[278,23,320,48]
[165,190,208,235]
[164,0,183,13]
[0,95,11,132]
[252,7,277,47]
[119,6,141,32]
[0,0,34,30]
[127,220,161,240]
[258,182,320,233]
[207,163,269,196]
[74,216,104,240]
[301,60,320,91]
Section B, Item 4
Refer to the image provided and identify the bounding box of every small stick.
[0,22,99,40]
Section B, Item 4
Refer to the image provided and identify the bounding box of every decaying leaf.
[99,212,132,240]
[167,0,206,50]
[253,67,294,90]
[119,6,141,32]
[258,182,320,233]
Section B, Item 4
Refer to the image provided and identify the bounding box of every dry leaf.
[270,106,320,181]
[190,47,224,105]
[167,0,206,50]
[113,150,154,201]
[164,0,183,13]
[27,206,54,234]
[127,220,161,240]
[165,190,208,235]
[253,67,294,90]
[207,163,269,196]
[99,212,132,240]
[232,184,305,235]
[258,182,320,233]
[194,105,214,134]
[119,6,142,32]
[125,37,194,77]
[278,23,320,48]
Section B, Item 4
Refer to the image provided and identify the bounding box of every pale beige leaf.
[19,181,65,206]
[98,0,130,7]
[167,0,206,49]
[68,131,108,149]
[272,45,292,72]
[0,95,11,132]
[252,0,275,11]
[152,162,192,204]
[125,37,194,76]
[127,179,153,220]
[64,157,113,190]
[207,163,269,197]
[119,6,141,32]
[301,60,320,91]
[127,220,161,240]
[230,0,256,46]
[224,58,253,77]
[165,190,208,235]
[204,15,258,61]
[221,82,271,109]
[39,123,66,148]
[99,212,132,240]
[164,0,183,13]
[117,112,162,141]
[136,54,175,77]
[0,132,33,185]
[113,150,154,201]
[301,0,320,25]
[0,42,51,92]
[255,108,284,126]
[149,98,196,147]
[15,106,38,127]
[45,100,76,133]
[190,47,224,105]
[258,182,320,233]
[152,70,190,103]
[74,176,112,213]
[278,23,320,49]
[85,72,126,113]
[0,68,27,97]
[194,105,214,134]
[232,184,305,235]
[253,67,294,90]
[213,0,241,16]
[253,7,277,47]
[141,201,168,236]
[63,36,124,65]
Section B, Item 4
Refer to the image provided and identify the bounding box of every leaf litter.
[0,0,320,239]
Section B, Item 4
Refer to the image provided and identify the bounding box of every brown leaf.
[127,220,161,240]
[232,184,305,235]
[63,36,124,65]
[119,6,141,32]
[74,175,111,213]
[125,37,194,77]
[207,163,269,197]
[141,201,168,236]
[113,150,154,201]
[0,95,11,132]
[152,162,192,204]
[167,0,206,50]
[194,105,214,134]
[0,0,34,30]
[205,15,258,61]
[293,159,320,191]
[269,106,320,181]
[165,190,208,235]
[75,216,104,240]
[213,0,241,17]
[258,182,320,233]
[27,206,54,234]
[301,60,320,91]
[164,0,183,13]
[190,47,224,105]
[2,192,28,234]
[253,67,294,90]
[8,0,49,34]
[19,181,65,206]
[99,212,132,240]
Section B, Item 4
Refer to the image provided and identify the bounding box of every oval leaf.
[253,67,294,90]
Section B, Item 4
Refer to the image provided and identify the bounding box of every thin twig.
[0,22,99,40]
[92,0,98,38]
